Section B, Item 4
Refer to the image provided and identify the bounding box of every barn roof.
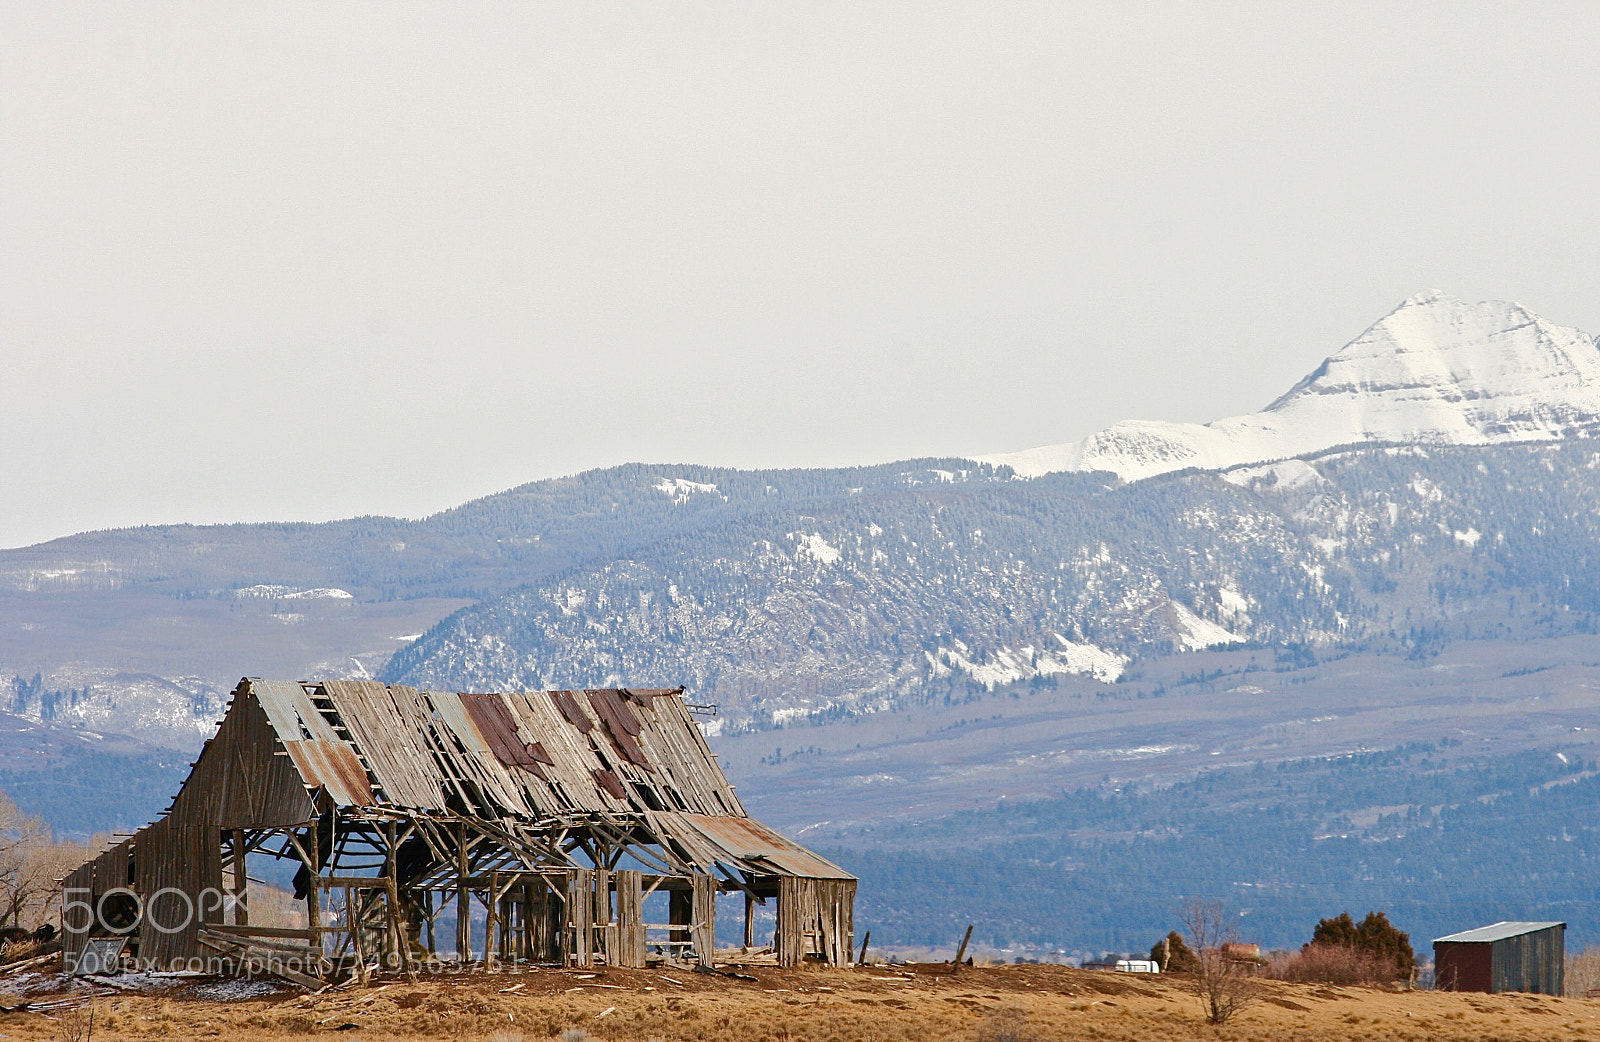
[224,678,851,881]
[1434,922,1566,944]
[249,679,742,819]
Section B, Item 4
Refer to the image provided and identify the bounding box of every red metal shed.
[1433,921,1565,995]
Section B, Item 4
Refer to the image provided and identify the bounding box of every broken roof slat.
[241,679,749,833]
[321,680,443,810]
[426,691,540,817]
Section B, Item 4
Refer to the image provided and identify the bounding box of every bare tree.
[0,791,89,933]
[1181,899,1257,1025]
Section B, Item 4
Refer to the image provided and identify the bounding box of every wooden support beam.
[486,870,500,969]
[692,873,716,969]
[456,823,470,961]
[231,828,249,927]
[568,869,592,968]
[615,869,645,968]
[953,924,973,970]
[346,887,369,986]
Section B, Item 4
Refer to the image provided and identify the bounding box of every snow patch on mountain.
[793,533,842,566]
[1221,459,1327,491]
[235,584,353,600]
[1171,603,1246,650]
[1049,634,1129,682]
[653,477,726,504]
[935,638,1126,688]
[979,292,1600,481]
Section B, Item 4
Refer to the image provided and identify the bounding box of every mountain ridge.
[978,291,1600,480]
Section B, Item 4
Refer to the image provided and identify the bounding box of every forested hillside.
[829,744,1600,955]
[385,440,1600,729]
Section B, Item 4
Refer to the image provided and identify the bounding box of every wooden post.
[592,868,613,966]
[692,874,716,969]
[231,829,249,927]
[568,869,593,967]
[347,887,369,986]
[304,823,321,950]
[614,870,644,968]
[383,823,412,975]
[858,930,871,965]
[953,924,973,970]
[455,825,470,961]
[486,871,500,969]
[520,884,533,964]
[743,892,754,949]
[423,891,435,955]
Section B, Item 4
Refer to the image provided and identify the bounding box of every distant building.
[1433,921,1565,994]
[1084,957,1160,973]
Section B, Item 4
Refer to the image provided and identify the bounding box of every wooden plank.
[568,869,592,968]
[615,870,645,969]
[211,925,317,941]
[692,874,716,968]
[592,868,613,966]
[456,826,471,961]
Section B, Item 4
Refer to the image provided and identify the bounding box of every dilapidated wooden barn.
[63,679,854,982]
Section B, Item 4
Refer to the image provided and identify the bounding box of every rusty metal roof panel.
[666,812,854,880]
[280,739,375,807]
[248,679,377,807]
[250,678,340,745]
[424,691,543,817]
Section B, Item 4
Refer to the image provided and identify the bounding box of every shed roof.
[1433,922,1566,944]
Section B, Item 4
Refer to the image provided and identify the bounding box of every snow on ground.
[1171,603,1246,650]
[1220,459,1328,490]
[1047,635,1129,682]
[938,639,1126,688]
[793,533,842,566]
[235,584,353,599]
[652,477,726,504]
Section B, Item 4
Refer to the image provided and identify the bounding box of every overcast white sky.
[4,3,1600,548]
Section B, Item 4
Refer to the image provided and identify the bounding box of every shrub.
[1302,911,1415,981]
[1149,930,1199,973]
[976,1006,1037,1042]
[1272,942,1407,986]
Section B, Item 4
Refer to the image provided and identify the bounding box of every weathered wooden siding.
[169,685,317,830]
[776,877,855,967]
[135,816,223,968]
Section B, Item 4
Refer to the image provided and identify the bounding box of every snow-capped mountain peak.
[979,292,1600,480]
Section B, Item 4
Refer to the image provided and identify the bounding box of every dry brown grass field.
[5,963,1600,1042]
